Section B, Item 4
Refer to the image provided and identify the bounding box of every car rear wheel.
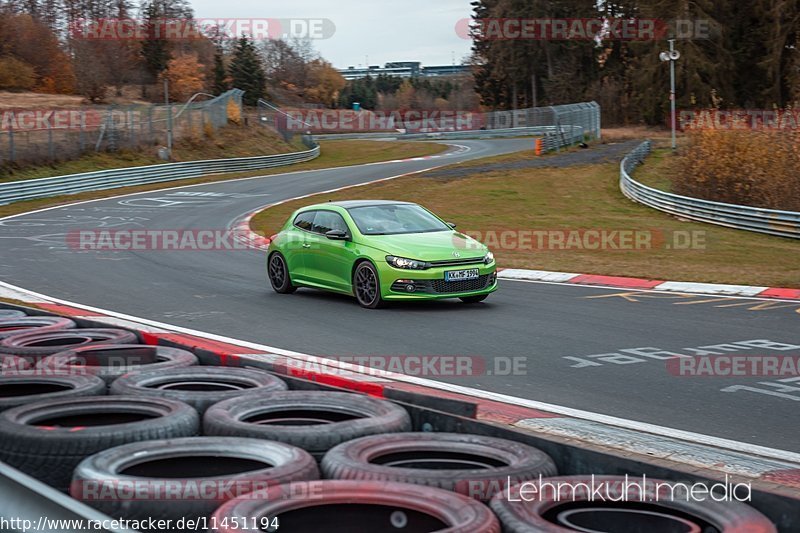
[460,294,488,304]
[354,262,385,309]
[269,253,296,294]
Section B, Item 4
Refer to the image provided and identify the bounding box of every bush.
[0,57,36,91]
[676,129,800,211]
[226,98,242,125]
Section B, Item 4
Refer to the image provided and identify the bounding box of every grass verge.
[632,147,678,192]
[0,140,448,219]
[0,126,300,182]
[252,149,800,288]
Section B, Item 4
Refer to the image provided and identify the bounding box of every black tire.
[38,345,198,385]
[0,328,138,361]
[460,294,489,304]
[491,475,777,533]
[0,396,199,491]
[1,354,31,374]
[211,480,501,533]
[0,374,106,411]
[268,252,296,294]
[110,366,288,413]
[322,432,557,501]
[0,310,26,320]
[353,261,385,309]
[72,437,319,525]
[0,316,76,340]
[204,391,411,458]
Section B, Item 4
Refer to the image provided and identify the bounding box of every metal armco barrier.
[620,141,800,239]
[313,126,586,153]
[0,143,320,206]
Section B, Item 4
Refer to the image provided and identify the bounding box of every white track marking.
[500,276,800,304]
[0,143,472,224]
[1,278,799,465]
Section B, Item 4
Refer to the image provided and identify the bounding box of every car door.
[304,210,355,292]
[285,210,317,283]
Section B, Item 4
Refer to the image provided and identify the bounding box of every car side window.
[293,211,317,231]
[312,211,349,235]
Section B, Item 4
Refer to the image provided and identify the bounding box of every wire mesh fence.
[257,99,600,142]
[0,90,244,167]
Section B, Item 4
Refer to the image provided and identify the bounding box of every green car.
[267,200,497,308]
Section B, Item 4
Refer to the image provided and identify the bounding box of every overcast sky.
[189,0,475,68]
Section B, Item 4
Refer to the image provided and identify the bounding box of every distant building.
[338,62,470,80]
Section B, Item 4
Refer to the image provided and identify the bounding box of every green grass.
[0,140,448,220]
[633,147,678,192]
[252,149,800,288]
[0,125,302,183]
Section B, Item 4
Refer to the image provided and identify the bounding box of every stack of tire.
[0,310,779,532]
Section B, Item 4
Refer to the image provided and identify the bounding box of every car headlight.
[386,255,428,270]
[484,251,495,265]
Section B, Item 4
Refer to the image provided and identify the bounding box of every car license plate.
[445,269,480,282]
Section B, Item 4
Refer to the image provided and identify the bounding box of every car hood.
[362,231,487,262]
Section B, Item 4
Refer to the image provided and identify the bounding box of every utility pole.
[660,39,680,152]
[164,77,173,159]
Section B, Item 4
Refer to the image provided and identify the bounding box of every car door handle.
[302,243,311,248]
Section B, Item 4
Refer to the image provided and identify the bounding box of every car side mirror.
[447,222,457,229]
[325,229,349,240]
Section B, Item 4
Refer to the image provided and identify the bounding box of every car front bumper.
[378,261,498,300]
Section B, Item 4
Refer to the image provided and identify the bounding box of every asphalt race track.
[1,138,799,452]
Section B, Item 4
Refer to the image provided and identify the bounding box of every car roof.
[303,200,416,210]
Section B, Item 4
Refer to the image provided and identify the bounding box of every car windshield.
[347,204,451,236]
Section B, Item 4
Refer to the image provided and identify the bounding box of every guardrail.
[313,125,586,151]
[0,140,320,206]
[620,141,800,239]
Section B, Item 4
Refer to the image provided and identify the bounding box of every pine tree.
[140,1,171,82]
[212,46,228,94]
[229,35,266,105]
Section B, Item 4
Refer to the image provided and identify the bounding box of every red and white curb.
[1,280,800,490]
[498,269,800,300]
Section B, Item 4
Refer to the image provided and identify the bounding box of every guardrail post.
[47,124,54,161]
[79,111,86,153]
[8,125,15,162]
[147,106,154,144]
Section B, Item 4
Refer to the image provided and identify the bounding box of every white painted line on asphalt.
[500,277,800,304]
[0,142,474,225]
[81,316,171,333]
[515,418,800,476]
[2,278,799,466]
[655,281,770,297]
[500,269,580,283]
[0,284,49,303]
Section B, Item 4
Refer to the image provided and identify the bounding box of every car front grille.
[428,257,486,267]
[431,275,491,294]
[391,274,494,295]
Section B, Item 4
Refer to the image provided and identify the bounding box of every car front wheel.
[353,262,385,309]
[268,252,296,294]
